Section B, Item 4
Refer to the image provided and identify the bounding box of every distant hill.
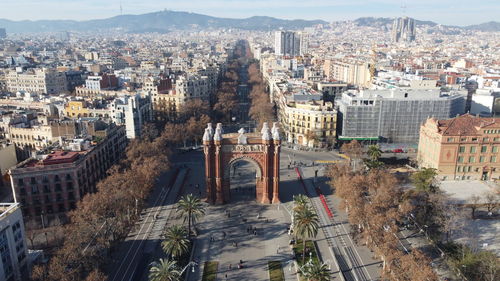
[0,10,327,33]
[465,21,500,32]
[353,17,500,32]
[353,17,437,27]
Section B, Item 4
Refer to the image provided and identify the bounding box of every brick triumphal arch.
[203,122,281,204]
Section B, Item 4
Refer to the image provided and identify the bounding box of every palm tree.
[303,261,330,281]
[176,194,205,238]
[294,206,320,264]
[148,259,180,281]
[367,144,382,161]
[293,194,309,213]
[161,225,190,259]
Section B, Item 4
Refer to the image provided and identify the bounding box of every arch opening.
[225,157,262,202]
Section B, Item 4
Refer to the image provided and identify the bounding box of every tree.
[176,194,206,238]
[483,192,500,214]
[293,194,310,213]
[84,269,107,281]
[214,91,239,122]
[410,168,438,193]
[468,195,481,219]
[148,259,181,281]
[294,206,319,264]
[303,260,330,281]
[161,225,190,259]
[367,144,382,161]
[341,140,363,171]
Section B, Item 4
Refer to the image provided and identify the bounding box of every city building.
[109,94,153,139]
[0,28,6,39]
[0,203,29,281]
[9,123,127,223]
[323,59,371,87]
[417,114,500,181]
[337,88,466,143]
[84,73,118,91]
[0,143,17,190]
[5,68,67,95]
[274,31,307,56]
[392,17,416,43]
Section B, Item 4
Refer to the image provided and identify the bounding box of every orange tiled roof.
[437,114,500,136]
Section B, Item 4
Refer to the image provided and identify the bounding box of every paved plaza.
[187,161,295,281]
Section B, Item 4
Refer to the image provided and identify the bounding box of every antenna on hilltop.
[401,1,407,16]
[120,1,123,16]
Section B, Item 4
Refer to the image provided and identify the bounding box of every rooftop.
[0,203,20,220]
[436,114,500,136]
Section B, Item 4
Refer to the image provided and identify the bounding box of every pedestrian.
[223,231,226,238]
[235,242,238,247]
[240,259,243,264]
[225,274,228,279]
[276,246,279,254]
[254,230,257,235]
[229,264,232,270]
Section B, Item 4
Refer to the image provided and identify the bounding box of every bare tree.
[483,192,500,214]
[468,194,482,219]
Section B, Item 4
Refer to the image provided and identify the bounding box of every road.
[280,148,382,281]
[106,168,187,281]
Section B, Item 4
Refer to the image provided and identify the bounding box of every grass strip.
[268,261,285,281]
[201,261,218,281]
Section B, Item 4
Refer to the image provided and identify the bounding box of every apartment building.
[323,59,371,87]
[0,203,28,281]
[418,114,500,181]
[5,68,67,94]
[337,89,466,143]
[9,124,126,223]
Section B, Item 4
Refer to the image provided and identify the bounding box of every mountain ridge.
[0,11,498,33]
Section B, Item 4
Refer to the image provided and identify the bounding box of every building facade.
[0,203,28,281]
[418,114,500,181]
[9,124,126,223]
[274,31,307,56]
[5,68,67,95]
[337,89,466,143]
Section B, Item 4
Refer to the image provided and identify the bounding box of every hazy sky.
[1,0,498,26]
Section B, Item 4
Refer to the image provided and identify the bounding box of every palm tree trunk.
[302,239,306,264]
[188,210,192,239]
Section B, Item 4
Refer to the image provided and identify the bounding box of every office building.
[0,203,28,281]
[337,89,466,143]
[418,114,500,181]
[0,28,6,39]
[392,17,416,43]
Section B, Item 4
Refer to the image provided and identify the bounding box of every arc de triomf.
[202,122,281,204]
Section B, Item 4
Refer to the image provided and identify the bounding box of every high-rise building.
[391,17,416,43]
[0,28,6,39]
[274,31,307,56]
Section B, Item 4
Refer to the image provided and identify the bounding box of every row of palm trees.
[292,194,330,281]
[149,194,206,281]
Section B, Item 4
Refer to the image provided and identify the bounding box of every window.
[480,156,485,163]
[470,146,476,153]
[457,166,462,172]
[493,146,498,153]
[472,137,478,141]
[447,137,454,142]
[459,146,465,153]
[495,137,500,142]
[483,137,489,142]
[458,156,464,163]
[481,146,487,153]
[491,156,497,163]
[17,179,24,186]
[467,166,472,172]
[460,137,467,141]
[469,156,475,163]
